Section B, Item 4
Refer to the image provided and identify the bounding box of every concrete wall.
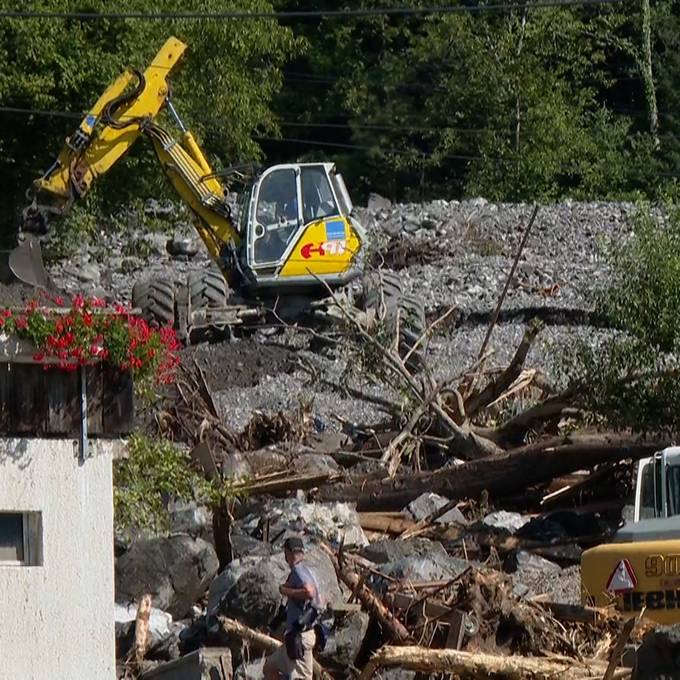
[0,438,119,679]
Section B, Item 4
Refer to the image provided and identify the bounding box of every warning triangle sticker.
[606,559,637,594]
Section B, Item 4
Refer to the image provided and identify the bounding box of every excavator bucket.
[8,236,50,289]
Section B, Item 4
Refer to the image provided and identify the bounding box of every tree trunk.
[640,0,659,148]
[318,544,412,644]
[358,645,626,680]
[319,434,668,511]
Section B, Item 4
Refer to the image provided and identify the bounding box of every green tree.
[653,0,680,181]
[0,0,302,236]
[560,204,680,434]
[270,1,665,202]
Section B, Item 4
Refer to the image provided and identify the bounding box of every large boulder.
[207,544,342,629]
[507,550,564,600]
[115,534,219,619]
[230,532,275,560]
[404,493,468,525]
[168,500,212,539]
[482,510,530,533]
[361,538,444,565]
[362,539,473,594]
[236,499,368,549]
[114,602,181,659]
[208,554,287,629]
[318,610,370,668]
[382,550,471,584]
[633,625,680,679]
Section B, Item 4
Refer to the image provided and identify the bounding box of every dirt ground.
[185,338,297,390]
[0,280,45,308]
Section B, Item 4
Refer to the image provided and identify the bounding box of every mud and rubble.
[4,196,659,678]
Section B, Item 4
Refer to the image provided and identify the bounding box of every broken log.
[603,615,639,680]
[473,390,578,447]
[320,433,669,511]
[463,319,542,419]
[233,471,342,496]
[359,513,418,535]
[319,543,412,644]
[218,616,331,679]
[357,645,628,680]
[398,498,465,540]
[134,594,152,671]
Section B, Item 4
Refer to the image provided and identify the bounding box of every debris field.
[35,196,663,679]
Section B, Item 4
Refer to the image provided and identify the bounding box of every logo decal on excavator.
[606,559,637,594]
[301,240,347,259]
[646,553,680,577]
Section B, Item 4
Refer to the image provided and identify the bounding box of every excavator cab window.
[638,461,657,520]
[301,165,338,223]
[235,186,252,235]
[668,464,680,517]
[253,168,300,264]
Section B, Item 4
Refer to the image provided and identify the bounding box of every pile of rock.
[112,490,593,678]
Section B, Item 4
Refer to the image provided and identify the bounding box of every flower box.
[0,294,179,437]
[0,359,133,437]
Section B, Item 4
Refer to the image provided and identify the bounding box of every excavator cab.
[240,162,364,289]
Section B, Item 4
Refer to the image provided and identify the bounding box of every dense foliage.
[270,0,678,202]
[562,204,680,434]
[114,434,212,535]
[1,1,679,222]
[0,0,301,236]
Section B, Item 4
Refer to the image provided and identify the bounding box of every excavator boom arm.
[12,36,241,287]
[29,37,187,216]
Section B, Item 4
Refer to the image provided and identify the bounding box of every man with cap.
[263,536,321,679]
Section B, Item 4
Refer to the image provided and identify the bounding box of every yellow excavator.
[9,36,424,361]
[580,448,680,678]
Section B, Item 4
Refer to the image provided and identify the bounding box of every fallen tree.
[319,543,412,644]
[357,645,630,680]
[319,433,668,510]
[218,616,331,680]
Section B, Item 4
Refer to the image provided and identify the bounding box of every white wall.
[0,438,119,680]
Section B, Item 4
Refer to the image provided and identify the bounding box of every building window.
[0,512,42,566]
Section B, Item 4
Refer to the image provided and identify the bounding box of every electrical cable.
[1,105,676,167]
[0,0,631,21]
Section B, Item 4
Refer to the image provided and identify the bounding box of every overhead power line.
[279,120,511,134]
[1,106,676,177]
[0,105,81,119]
[256,135,496,162]
[0,104,668,131]
[0,0,630,21]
